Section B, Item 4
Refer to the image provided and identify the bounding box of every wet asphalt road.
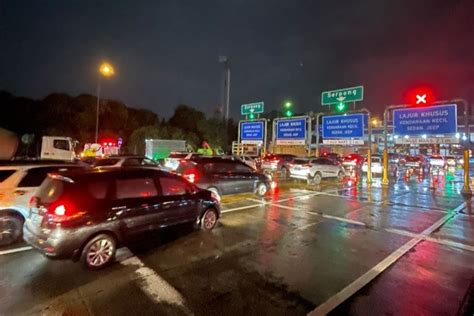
[1,170,473,316]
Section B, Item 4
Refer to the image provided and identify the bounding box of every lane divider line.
[307,202,466,316]
[385,228,474,253]
[120,248,192,315]
[221,204,263,214]
[297,222,320,231]
[0,246,32,256]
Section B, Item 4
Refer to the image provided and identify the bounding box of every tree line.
[0,90,237,154]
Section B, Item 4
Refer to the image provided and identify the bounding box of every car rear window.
[36,178,64,204]
[18,166,79,188]
[293,159,308,165]
[94,159,120,167]
[0,170,16,183]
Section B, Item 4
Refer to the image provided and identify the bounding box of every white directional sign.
[322,139,364,145]
[394,137,459,145]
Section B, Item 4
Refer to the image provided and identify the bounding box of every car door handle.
[112,206,127,211]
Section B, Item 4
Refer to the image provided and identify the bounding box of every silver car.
[307,157,345,185]
[0,163,80,246]
[289,158,317,180]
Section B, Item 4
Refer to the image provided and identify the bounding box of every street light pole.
[95,62,114,144]
[95,79,101,144]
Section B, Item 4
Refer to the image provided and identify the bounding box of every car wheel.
[0,214,23,247]
[256,182,268,197]
[201,208,218,231]
[81,234,116,270]
[307,172,322,185]
[280,167,289,179]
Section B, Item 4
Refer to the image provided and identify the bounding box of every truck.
[145,139,187,161]
[0,128,77,161]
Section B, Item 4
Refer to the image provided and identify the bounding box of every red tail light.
[28,196,37,208]
[45,201,84,224]
[183,169,200,183]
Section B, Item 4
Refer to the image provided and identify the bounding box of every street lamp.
[95,62,115,143]
[371,118,378,127]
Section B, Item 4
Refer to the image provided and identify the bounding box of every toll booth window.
[53,139,70,151]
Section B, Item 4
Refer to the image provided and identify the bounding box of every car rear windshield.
[293,159,308,165]
[0,170,16,183]
[36,178,65,204]
[94,158,120,167]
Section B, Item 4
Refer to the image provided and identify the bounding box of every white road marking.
[385,228,474,253]
[297,222,320,231]
[308,202,466,316]
[315,213,366,227]
[269,203,368,227]
[0,246,32,256]
[221,204,263,213]
[120,249,192,314]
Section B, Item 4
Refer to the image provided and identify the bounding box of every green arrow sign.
[241,102,264,115]
[321,86,364,105]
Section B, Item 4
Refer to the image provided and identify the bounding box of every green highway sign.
[241,101,264,115]
[321,86,364,105]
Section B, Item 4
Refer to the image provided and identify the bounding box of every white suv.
[307,157,345,185]
[0,163,80,246]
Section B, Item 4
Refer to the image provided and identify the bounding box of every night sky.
[1,0,473,119]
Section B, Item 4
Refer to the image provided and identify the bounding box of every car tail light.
[28,196,37,209]
[44,201,85,225]
[183,169,200,183]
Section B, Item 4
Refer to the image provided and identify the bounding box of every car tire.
[308,172,322,185]
[255,182,268,197]
[200,208,218,231]
[311,172,322,185]
[80,234,116,270]
[0,214,23,247]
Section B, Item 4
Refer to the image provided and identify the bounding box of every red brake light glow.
[183,169,199,183]
[54,205,66,216]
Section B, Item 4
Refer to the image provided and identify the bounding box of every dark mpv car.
[23,168,220,270]
[175,157,273,199]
